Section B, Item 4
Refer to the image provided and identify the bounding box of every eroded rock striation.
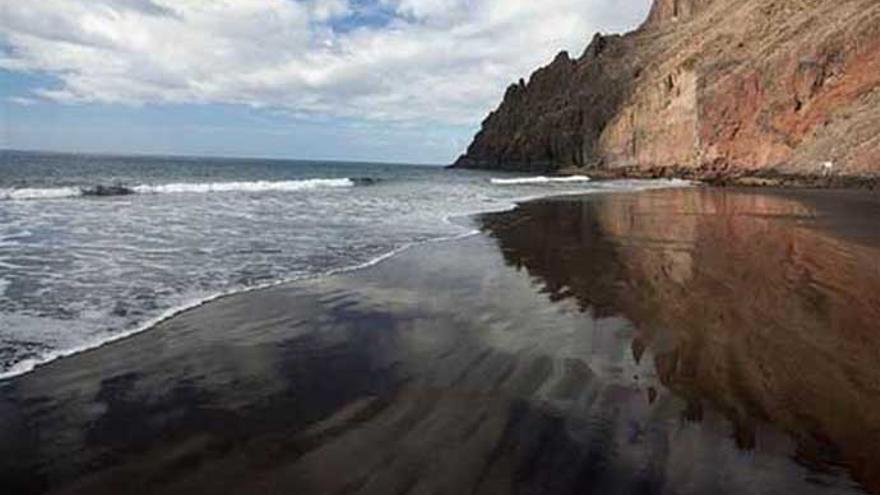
[453,0,880,184]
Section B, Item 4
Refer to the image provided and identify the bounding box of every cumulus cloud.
[0,0,650,125]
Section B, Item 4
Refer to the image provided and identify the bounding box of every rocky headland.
[452,0,880,188]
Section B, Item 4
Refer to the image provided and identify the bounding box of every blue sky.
[0,0,650,164]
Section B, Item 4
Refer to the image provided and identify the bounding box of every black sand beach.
[1,187,879,494]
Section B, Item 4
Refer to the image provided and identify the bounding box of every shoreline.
[0,179,693,383]
[561,166,880,190]
[0,224,471,383]
[450,162,880,190]
[2,186,877,494]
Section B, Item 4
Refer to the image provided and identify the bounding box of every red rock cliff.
[643,0,716,27]
[453,0,880,181]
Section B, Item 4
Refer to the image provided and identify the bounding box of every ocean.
[0,150,686,379]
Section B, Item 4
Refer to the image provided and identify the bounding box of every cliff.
[452,0,880,184]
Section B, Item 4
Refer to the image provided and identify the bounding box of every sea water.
[0,150,687,378]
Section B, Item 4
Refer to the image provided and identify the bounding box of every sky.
[0,0,651,164]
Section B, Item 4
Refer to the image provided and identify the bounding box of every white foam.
[490,175,591,185]
[0,241,432,382]
[132,178,354,194]
[0,177,694,382]
[448,178,694,226]
[0,179,356,201]
[0,187,83,200]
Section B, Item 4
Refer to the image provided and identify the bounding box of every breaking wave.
[0,178,363,200]
[490,175,591,185]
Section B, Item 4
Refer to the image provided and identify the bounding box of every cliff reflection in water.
[480,188,880,493]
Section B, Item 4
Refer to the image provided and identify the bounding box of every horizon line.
[0,146,446,168]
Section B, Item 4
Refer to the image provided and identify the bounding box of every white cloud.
[309,0,351,21]
[0,0,650,126]
[6,96,38,106]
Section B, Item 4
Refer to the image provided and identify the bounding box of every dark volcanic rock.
[453,35,640,172]
[82,185,135,197]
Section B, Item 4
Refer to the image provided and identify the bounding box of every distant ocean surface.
[0,150,687,378]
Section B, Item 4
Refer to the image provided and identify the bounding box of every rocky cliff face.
[643,0,716,27]
[453,0,880,181]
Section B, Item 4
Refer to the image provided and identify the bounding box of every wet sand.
[1,187,879,494]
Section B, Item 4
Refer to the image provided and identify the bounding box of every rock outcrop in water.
[453,0,880,185]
